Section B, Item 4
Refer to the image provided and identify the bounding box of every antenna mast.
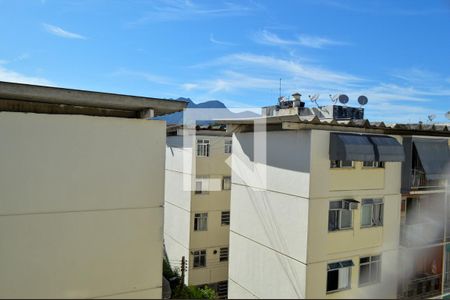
[279,78,282,98]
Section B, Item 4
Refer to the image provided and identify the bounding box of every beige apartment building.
[223,98,449,299]
[0,81,186,299]
[164,126,232,298]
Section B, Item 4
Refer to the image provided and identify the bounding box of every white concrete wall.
[228,131,311,299]
[164,135,193,284]
[0,112,166,299]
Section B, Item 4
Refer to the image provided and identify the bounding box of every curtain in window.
[338,268,349,289]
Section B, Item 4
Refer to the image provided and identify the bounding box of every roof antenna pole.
[279,78,282,98]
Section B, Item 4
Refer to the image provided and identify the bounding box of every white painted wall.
[164,135,193,284]
[229,131,311,299]
[0,112,166,299]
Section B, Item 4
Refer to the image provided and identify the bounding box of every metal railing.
[400,273,442,299]
[411,169,445,190]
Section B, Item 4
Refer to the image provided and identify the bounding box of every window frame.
[328,200,355,232]
[221,211,230,226]
[360,199,384,228]
[193,213,208,231]
[326,260,354,293]
[359,255,382,287]
[193,250,207,268]
[197,139,210,157]
[219,247,229,262]
[224,140,232,154]
[330,160,354,169]
[195,176,209,195]
[222,176,232,190]
[363,161,385,168]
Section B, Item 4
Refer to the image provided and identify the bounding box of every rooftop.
[218,114,450,137]
[0,81,187,118]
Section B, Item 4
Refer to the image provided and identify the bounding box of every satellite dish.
[338,94,349,105]
[329,94,338,103]
[427,114,436,122]
[357,95,368,106]
[445,111,450,120]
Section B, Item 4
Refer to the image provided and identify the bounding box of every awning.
[327,260,354,270]
[330,133,376,161]
[368,135,405,162]
[413,138,449,180]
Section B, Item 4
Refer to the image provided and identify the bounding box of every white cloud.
[129,0,258,25]
[221,53,361,85]
[255,30,348,49]
[43,23,86,39]
[0,66,53,86]
[182,83,199,91]
[111,69,171,85]
[209,34,235,46]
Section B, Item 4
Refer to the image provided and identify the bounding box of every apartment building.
[223,96,449,299]
[164,125,232,298]
[0,81,186,298]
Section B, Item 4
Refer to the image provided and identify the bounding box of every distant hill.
[154,97,259,125]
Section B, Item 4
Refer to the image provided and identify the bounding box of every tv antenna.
[338,94,349,105]
[427,114,436,122]
[329,94,339,104]
[279,78,282,98]
[357,95,368,106]
[308,94,320,107]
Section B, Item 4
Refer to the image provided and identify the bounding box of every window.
[330,160,354,168]
[359,255,381,286]
[197,139,210,157]
[220,247,229,262]
[193,250,206,268]
[329,200,357,231]
[327,260,354,293]
[221,211,230,225]
[194,213,208,231]
[224,140,232,154]
[195,176,209,194]
[361,199,384,227]
[363,161,384,168]
[222,176,231,190]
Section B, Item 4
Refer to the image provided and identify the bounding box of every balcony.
[399,273,442,299]
[401,222,444,247]
[411,169,445,191]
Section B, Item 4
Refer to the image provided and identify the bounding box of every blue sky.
[0,0,449,122]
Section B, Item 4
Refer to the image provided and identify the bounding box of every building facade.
[224,99,449,299]
[0,81,186,298]
[398,136,450,298]
[164,127,232,298]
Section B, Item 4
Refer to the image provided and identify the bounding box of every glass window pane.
[371,261,380,283]
[329,210,339,231]
[361,205,372,226]
[341,160,353,167]
[360,257,370,264]
[330,201,342,209]
[327,270,339,292]
[359,264,370,285]
[340,209,352,229]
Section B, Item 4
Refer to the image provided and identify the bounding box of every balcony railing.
[411,169,445,190]
[400,222,444,247]
[399,273,442,299]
